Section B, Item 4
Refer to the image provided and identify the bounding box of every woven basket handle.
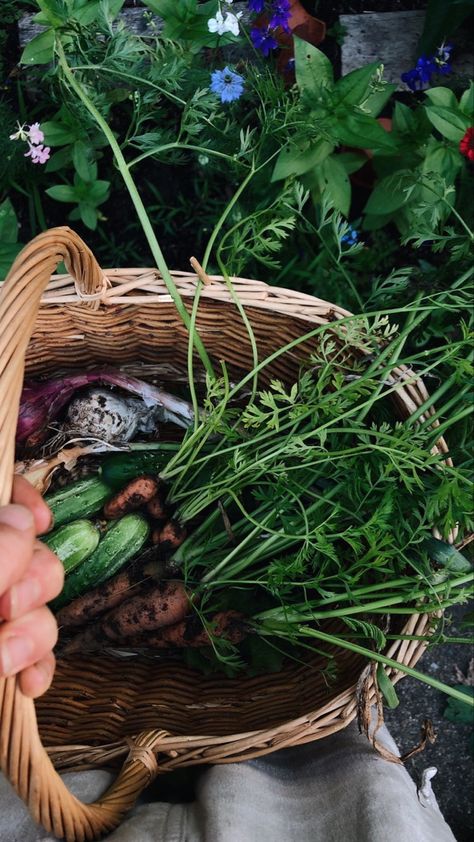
[0,228,162,840]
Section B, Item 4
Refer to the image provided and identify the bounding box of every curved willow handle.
[0,228,162,840]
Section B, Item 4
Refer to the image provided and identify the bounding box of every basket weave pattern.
[0,229,439,841]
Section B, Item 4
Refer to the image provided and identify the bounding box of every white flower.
[208,8,242,36]
[9,122,28,142]
[224,11,243,36]
[208,9,226,35]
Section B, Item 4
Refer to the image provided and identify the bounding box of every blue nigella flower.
[341,227,359,246]
[269,0,291,33]
[210,66,245,103]
[250,25,278,55]
[248,0,265,12]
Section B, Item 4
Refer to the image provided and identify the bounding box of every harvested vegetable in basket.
[16,369,197,447]
[50,300,473,707]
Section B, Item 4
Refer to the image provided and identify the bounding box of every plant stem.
[263,625,474,706]
[56,38,215,379]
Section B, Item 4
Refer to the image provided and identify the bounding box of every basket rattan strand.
[0,228,442,841]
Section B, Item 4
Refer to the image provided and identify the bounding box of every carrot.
[56,549,166,629]
[152,519,187,553]
[60,610,247,655]
[59,580,191,654]
[146,494,168,521]
[138,610,248,648]
[103,475,160,519]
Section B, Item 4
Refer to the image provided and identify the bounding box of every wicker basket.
[0,228,441,841]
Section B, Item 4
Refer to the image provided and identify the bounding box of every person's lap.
[0,720,456,842]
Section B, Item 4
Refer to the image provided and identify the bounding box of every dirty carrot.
[56,549,166,629]
[59,581,191,653]
[103,475,160,519]
[152,519,187,552]
[131,610,248,649]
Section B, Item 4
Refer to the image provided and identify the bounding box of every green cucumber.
[51,513,150,610]
[45,477,113,527]
[42,520,100,574]
[100,446,180,489]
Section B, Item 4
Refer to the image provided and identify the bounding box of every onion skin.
[17,370,197,445]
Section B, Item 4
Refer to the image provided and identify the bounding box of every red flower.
[459,127,474,161]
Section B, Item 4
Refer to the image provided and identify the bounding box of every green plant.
[271,38,397,216]
[364,83,474,236]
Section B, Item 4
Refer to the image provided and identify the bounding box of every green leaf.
[364,173,410,215]
[0,244,23,283]
[72,141,97,182]
[42,120,76,146]
[79,202,98,230]
[393,101,417,135]
[425,106,470,142]
[337,151,366,174]
[422,142,463,187]
[334,62,381,107]
[87,179,110,204]
[314,155,351,216]
[335,113,397,151]
[425,87,458,109]
[294,36,333,97]
[46,184,78,203]
[422,537,472,573]
[377,664,399,709]
[0,199,19,244]
[36,0,67,26]
[443,686,474,725]
[271,139,333,182]
[20,28,55,66]
[45,146,73,173]
[71,0,125,25]
[460,82,474,118]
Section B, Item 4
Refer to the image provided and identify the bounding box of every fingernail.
[8,579,42,620]
[0,636,34,676]
[0,505,34,532]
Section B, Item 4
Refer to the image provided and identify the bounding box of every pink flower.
[25,143,51,164]
[27,122,44,144]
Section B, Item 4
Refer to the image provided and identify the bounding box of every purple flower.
[248,0,265,11]
[250,25,278,55]
[25,143,50,164]
[210,66,245,103]
[269,0,291,32]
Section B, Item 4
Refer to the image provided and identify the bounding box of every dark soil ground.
[385,604,474,842]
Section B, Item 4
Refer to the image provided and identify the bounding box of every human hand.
[0,476,64,697]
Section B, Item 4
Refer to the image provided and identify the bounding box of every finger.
[12,475,53,535]
[19,652,56,698]
[0,607,58,679]
[0,542,64,621]
[0,506,36,595]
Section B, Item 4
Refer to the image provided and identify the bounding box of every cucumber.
[51,513,150,610]
[42,520,100,574]
[45,477,113,527]
[100,446,180,489]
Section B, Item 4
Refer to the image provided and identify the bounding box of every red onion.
[17,370,195,446]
